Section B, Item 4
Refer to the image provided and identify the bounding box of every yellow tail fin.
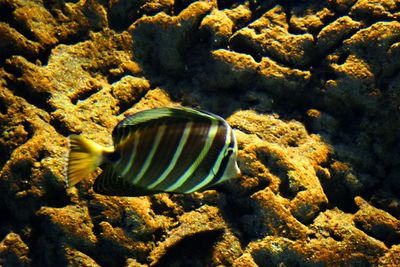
[66,135,110,187]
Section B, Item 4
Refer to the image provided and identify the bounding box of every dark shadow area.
[107,0,172,32]
[42,171,70,208]
[0,96,7,115]
[217,0,247,10]
[354,220,400,248]
[221,195,259,246]
[0,144,8,170]
[371,191,400,219]
[229,36,263,63]
[107,1,145,31]
[94,241,132,267]
[0,200,14,241]
[319,179,359,213]
[252,246,310,267]
[12,83,54,113]
[49,116,75,136]
[153,229,224,267]
[30,219,69,267]
[70,87,100,105]
[0,2,14,24]
[174,0,194,15]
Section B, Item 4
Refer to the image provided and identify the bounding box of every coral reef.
[0,0,399,266]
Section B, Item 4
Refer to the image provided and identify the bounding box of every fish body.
[66,107,240,196]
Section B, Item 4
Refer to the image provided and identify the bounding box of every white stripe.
[119,131,140,177]
[187,125,231,192]
[165,120,219,191]
[147,122,193,189]
[132,125,166,184]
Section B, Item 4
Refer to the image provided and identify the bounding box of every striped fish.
[66,107,241,196]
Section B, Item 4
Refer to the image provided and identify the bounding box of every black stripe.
[115,132,135,172]
[207,136,235,187]
[95,164,160,196]
[124,123,160,182]
[94,165,117,195]
[176,122,228,192]
[139,121,188,187]
[113,124,126,144]
[154,122,210,190]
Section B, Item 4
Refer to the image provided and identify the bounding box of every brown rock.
[350,0,400,20]
[64,246,100,267]
[0,1,399,266]
[316,16,362,54]
[343,21,400,78]
[210,49,311,96]
[378,244,400,266]
[200,9,234,46]
[0,232,31,266]
[97,221,152,265]
[354,196,400,246]
[230,6,315,67]
[89,194,169,241]
[11,0,59,46]
[108,0,174,30]
[229,110,329,224]
[126,258,148,267]
[0,22,42,60]
[244,207,388,266]
[111,76,151,112]
[0,86,67,221]
[224,4,252,29]
[149,205,228,266]
[129,1,214,74]
[290,2,335,33]
[36,205,97,249]
[233,253,258,267]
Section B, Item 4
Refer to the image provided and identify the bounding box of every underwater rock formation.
[0,0,399,266]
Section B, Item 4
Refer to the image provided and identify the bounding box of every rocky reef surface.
[0,0,399,266]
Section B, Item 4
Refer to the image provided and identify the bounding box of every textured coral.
[0,0,399,266]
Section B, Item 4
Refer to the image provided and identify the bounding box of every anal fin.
[94,165,162,197]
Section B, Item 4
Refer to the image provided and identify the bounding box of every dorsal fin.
[112,107,223,144]
[120,107,217,127]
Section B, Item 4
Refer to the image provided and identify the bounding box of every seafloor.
[0,0,399,266]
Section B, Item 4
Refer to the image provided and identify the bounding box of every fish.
[66,107,241,196]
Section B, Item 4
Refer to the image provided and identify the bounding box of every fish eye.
[225,147,234,156]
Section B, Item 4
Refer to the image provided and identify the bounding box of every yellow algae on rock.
[36,205,98,250]
[230,6,315,67]
[200,9,234,46]
[0,0,400,266]
[316,16,362,54]
[64,246,101,267]
[0,232,31,266]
